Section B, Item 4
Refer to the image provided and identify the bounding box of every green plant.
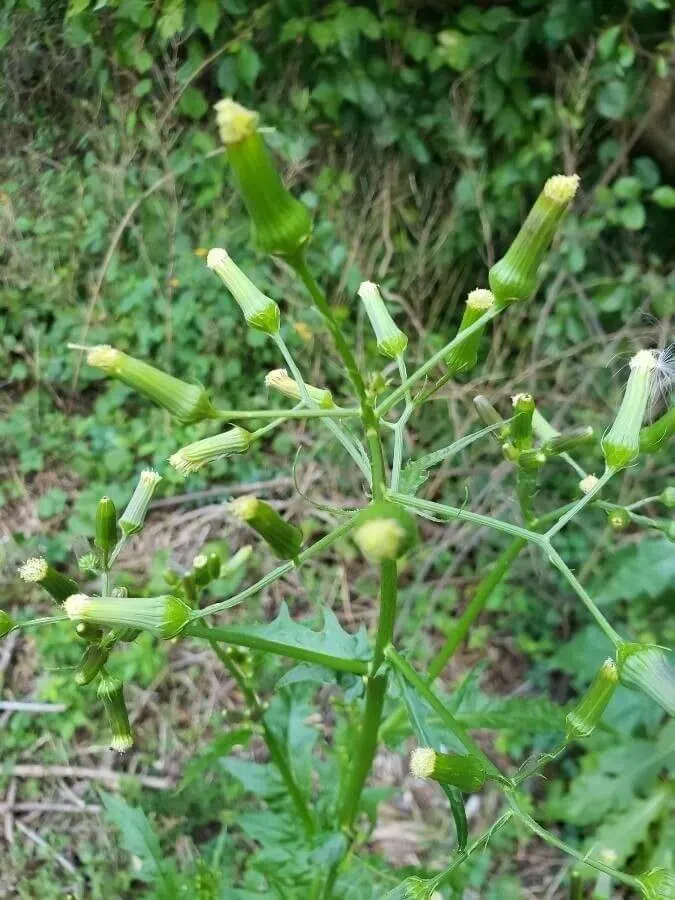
[6,98,674,899]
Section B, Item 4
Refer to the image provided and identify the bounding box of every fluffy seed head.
[18,557,48,583]
[466,288,495,310]
[410,748,436,780]
[214,98,259,145]
[579,474,599,494]
[543,174,580,205]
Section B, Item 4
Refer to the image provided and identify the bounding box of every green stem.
[389,491,546,547]
[431,810,514,889]
[9,614,69,632]
[376,307,498,416]
[192,517,357,620]
[385,646,504,780]
[188,622,368,674]
[373,560,397,671]
[212,407,361,420]
[545,467,614,539]
[508,797,642,890]
[209,641,315,837]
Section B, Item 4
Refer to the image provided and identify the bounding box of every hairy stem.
[545,467,613,539]
[209,641,315,837]
[211,407,361,420]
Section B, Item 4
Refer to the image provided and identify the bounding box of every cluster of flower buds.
[409,747,487,793]
[214,99,313,260]
[230,496,303,560]
[353,501,419,562]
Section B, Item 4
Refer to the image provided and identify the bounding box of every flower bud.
[410,747,486,792]
[220,545,253,578]
[119,470,162,536]
[214,99,312,259]
[75,643,110,686]
[169,427,252,477]
[616,643,675,716]
[18,557,79,604]
[76,622,104,642]
[517,449,547,473]
[640,407,675,454]
[489,174,580,305]
[78,552,99,575]
[192,553,211,586]
[607,508,630,531]
[510,393,535,450]
[579,474,600,495]
[659,486,675,508]
[230,496,303,560]
[65,593,191,640]
[543,426,595,455]
[207,552,222,580]
[603,350,659,470]
[0,610,13,638]
[637,867,675,900]
[207,248,280,333]
[444,288,495,376]
[565,659,618,739]
[85,345,216,424]
[357,281,408,359]
[265,368,334,408]
[95,497,117,561]
[473,394,510,444]
[353,501,418,562]
[97,674,133,753]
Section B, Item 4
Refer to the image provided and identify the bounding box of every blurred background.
[0,1,673,897]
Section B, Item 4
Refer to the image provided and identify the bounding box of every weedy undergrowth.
[7,99,674,899]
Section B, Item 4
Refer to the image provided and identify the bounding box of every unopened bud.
[607,508,630,531]
[207,552,222,580]
[353,501,418,562]
[617,643,675,716]
[230,496,303,560]
[358,281,408,359]
[489,174,580,305]
[543,426,594,455]
[410,747,486,792]
[517,449,547,472]
[603,350,659,470]
[85,345,215,424]
[444,288,495,377]
[192,553,211,586]
[265,368,334,408]
[220,545,253,578]
[473,395,509,444]
[75,643,110,686]
[510,393,535,450]
[637,867,675,900]
[169,427,252,477]
[214,99,312,258]
[18,557,78,604]
[76,622,104,642]
[640,407,675,454]
[579,474,600,495]
[0,610,13,638]
[207,248,280,333]
[119,470,161,536]
[65,593,191,640]
[565,659,618,739]
[97,674,133,753]
[659,486,675,508]
[95,497,118,561]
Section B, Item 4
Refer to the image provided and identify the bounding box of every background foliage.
[0,0,673,897]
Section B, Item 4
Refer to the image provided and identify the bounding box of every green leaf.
[237,44,262,87]
[196,0,220,38]
[597,25,621,60]
[67,0,90,16]
[275,663,337,689]
[596,80,628,120]
[182,726,252,784]
[652,186,675,208]
[158,0,185,41]
[436,29,471,71]
[220,758,285,798]
[179,87,208,120]
[593,539,675,606]
[456,697,566,734]
[100,791,166,882]
[620,202,646,230]
[579,790,668,876]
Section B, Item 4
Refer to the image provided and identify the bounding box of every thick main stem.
[209,641,315,837]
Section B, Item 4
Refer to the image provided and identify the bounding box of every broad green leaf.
[181,726,252,784]
[179,87,208,120]
[196,0,219,38]
[593,539,675,606]
[100,791,167,883]
[265,685,318,787]
[579,790,668,876]
[436,29,471,71]
[237,44,262,87]
[652,186,675,208]
[67,0,90,16]
[220,758,285,798]
[597,25,621,60]
[620,202,646,230]
[158,0,184,40]
[596,80,628,120]
[456,697,566,734]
